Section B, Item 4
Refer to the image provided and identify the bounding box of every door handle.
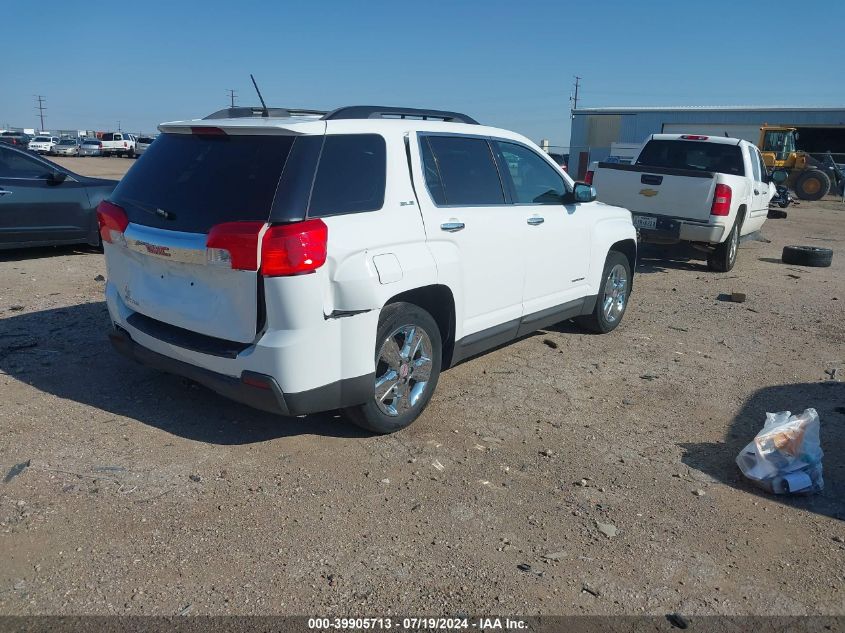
[527,216,545,226]
[0,189,12,196]
[754,189,760,195]
[440,221,465,232]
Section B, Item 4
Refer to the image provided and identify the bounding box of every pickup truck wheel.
[344,302,442,434]
[576,251,631,334]
[707,222,739,272]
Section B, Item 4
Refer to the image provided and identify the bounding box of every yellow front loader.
[758,126,835,200]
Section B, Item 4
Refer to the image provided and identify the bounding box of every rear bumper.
[638,216,726,244]
[110,326,290,414]
[109,326,374,416]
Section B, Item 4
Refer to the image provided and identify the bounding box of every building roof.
[573,106,845,114]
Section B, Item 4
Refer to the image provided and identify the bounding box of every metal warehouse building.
[568,106,845,179]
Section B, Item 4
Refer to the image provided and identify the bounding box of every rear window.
[102,133,115,141]
[111,133,296,233]
[82,140,99,145]
[636,140,745,176]
[423,136,506,206]
[308,134,386,217]
[138,137,154,144]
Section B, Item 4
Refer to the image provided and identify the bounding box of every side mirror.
[770,169,788,185]
[47,171,67,185]
[572,182,597,203]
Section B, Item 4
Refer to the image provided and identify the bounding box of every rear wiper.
[122,197,176,221]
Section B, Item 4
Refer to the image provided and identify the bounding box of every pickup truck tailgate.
[594,164,716,223]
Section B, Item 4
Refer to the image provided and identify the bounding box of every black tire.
[768,209,788,219]
[575,250,632,334]
[707,221,739,272]
[794,170,830,201]
[344,302,443,434]
[782,245,833,267]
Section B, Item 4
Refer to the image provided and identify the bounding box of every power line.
[35,95,46,131]
[226,89,237,108]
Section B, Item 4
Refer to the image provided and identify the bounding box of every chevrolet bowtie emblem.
[639,188,659,197]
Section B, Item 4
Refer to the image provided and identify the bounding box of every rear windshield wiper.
[122,197,176,221]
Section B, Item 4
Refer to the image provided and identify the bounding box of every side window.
[425,136,505,205]
[0,146,50,179]
[308,134,386,217]
[749,146,761,182]
[420,137,446,205]
[757,150,769,182]
[496,141,567,204]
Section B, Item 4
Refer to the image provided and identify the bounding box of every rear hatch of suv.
[103,123,324,344]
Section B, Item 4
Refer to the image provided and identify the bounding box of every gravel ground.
[1,157,843,616]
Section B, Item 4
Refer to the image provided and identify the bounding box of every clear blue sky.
[2,0,843,147]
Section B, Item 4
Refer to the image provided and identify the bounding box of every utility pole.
[570,76,581,115]
[35,95,47,131]
[226,89,237,108]
[117,120,121,132]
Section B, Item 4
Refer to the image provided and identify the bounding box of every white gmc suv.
[100,105,637,433]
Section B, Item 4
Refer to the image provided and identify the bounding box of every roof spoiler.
[203,106,329,120]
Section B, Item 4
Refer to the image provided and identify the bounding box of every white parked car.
[28,135,59,154]
[592,134,776,271]
[100,132,136,157]
[100,105,636,433]
[134,136,155,157]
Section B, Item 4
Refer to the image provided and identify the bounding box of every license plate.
[633,215,657,230]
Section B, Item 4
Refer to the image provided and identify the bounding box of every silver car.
[78,139,103,157]
[134,136,156,157]
[51,138,80,156]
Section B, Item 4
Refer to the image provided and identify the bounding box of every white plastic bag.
[735,408,823,494]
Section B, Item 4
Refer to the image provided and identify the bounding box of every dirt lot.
[1,156,843,617]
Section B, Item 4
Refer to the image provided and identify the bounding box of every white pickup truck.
[99,132,136,157]
[592,134,775,271]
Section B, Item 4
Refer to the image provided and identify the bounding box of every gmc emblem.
[144,244,171,257]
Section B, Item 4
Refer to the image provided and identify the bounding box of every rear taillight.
[96,201,129,244]
[206,222,265,270]
[584,170,594,185]
[262,220,328,276]
[205,219,328,276]
[98,142,103,148]
[710,184,732,216]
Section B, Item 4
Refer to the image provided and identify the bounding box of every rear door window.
[308,134,386,217]
[111,132,296,233]
[636,140,745,176]
[423,136,505,205]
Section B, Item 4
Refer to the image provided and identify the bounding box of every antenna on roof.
[250,74,269,118]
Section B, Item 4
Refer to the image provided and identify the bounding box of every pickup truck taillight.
[97,201,129,244]
[206,219,328,277]
[710,184,732,216]
[585,170,595,185]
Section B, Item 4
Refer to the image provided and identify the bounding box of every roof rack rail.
[203,106,328,120]
[322,106,478,125]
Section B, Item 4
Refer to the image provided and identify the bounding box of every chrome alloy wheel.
[602,263,628,323]
[728,226,738,265]
[374,325,433,417]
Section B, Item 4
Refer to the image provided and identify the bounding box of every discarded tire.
[781,245,833,267]
[768,209,788,219]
